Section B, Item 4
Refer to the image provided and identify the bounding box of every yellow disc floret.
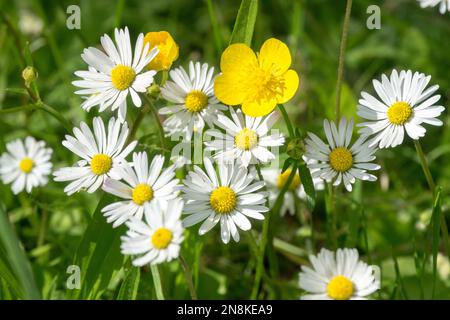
[90,154,112,175]
[132,184,154,205]
[329,147,353,173]
[327,275,354,300]
[151,227,173,249]
[19,157,34,173]
[209,186,237,214]
[276,169,301,191]
[387,101,413,125]
[185,90,208,112]
[111,65,136,90]
[235,128,258,151]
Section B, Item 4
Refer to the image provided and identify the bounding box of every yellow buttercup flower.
[214,38,299,117]
[143,31,179,71]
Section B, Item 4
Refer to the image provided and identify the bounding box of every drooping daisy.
[101,152,180,227]
[205,107,285,167]
[418,0,450,14]
[214,38,299,117]
[299,248,380,300]
[182,157,268,244]
[357,69,445,148]
[159,61,227,141]
[121,198,184,266]
[73,27,159,122]
[261,158,324,216]
[0,137,52,194]
[53,117,136,195]
[305,118,380,192]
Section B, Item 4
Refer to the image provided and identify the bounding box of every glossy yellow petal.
[214,73,245,106]
[241,96,278,117]
[144,31,179,71]
[277,69,299,104]
[258,38,292,74]
[220,43,257,75]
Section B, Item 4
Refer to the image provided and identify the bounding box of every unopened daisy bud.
[143,31,179,71]
[22,66,37,87]
[146,83,161,99]
[286,137,305,160]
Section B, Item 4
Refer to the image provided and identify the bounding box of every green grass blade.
[298,162,316,210]
[430,188,442,299]
[117,265,140,300]
[0,203,41,299]
[229,0,258,46]
[206,0,224,55]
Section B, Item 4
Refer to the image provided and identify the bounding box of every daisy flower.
[214,38,299,117]
[121,198,184,266]
[101,152,180,227]
[305,118,380,192]
[261,158,324,216]
[0,137,52,194]
[73,27,158,122]
[357,69,445,148]
[418,0,450,14]
[299,248,380,300]
[159,61,227,141]
[53,117,136,195]
[182,157,268,244]
[205,107,285,167]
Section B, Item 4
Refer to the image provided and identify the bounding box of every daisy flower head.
[53,117,137,195]
[159,61,227,141]
[182,157,268,244]
[205,107,285,167]
[121,198,184,266]
[299,248,380,300]
[101,152,180,227]
[214,38,299,117]
[0,137,52,194]
[305,118,380,192]
[261,157,324,216]
[143,31,179,71]
[73,27,159,122]
[357,69,445,148]
[418,0,450,14]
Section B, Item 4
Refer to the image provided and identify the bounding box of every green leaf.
[0,203,41,299]
[430,188,442,299]
[229,0,258,46]
[281,158,293,173]
[67,195,125,299]
[117,265,140,300]
[298,163,316,210]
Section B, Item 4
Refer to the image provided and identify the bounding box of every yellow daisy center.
[235,128,258,150]
[327,275,354,300]
[151,227,173,249]
[185,90,208,112]
[247,64,286,103]
[387,101,413,125]
[276,169,301,191]
[329,147,353,173]
[132,184,154,205]
[209,186,237,214]
[19,157,34,173]
[90,154,112,175]
[111,65,136,90]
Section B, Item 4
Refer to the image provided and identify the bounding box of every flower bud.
[22,66,37,86]
[286,137,305,160]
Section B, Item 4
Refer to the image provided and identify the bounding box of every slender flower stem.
[179,254,198,300]
[36,101,72,132]
[150,264,165,300]
[278,104,295,138]
[414,140,450,258]
[127,105,150,143]
[251,163,297,299]
[37,208,48,247]
[325,183,337,249]
[142,95,167,152]
[334,0,353,119]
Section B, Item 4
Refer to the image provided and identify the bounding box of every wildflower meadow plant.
[0,0,449,303]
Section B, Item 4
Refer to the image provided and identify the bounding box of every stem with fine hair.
[334,0,353,119]
[179,254,198,300]
[142,94,166,151]
[414,140,450,258]
[150,264,165,300]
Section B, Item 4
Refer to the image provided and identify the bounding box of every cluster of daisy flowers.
[0,20,446,300]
